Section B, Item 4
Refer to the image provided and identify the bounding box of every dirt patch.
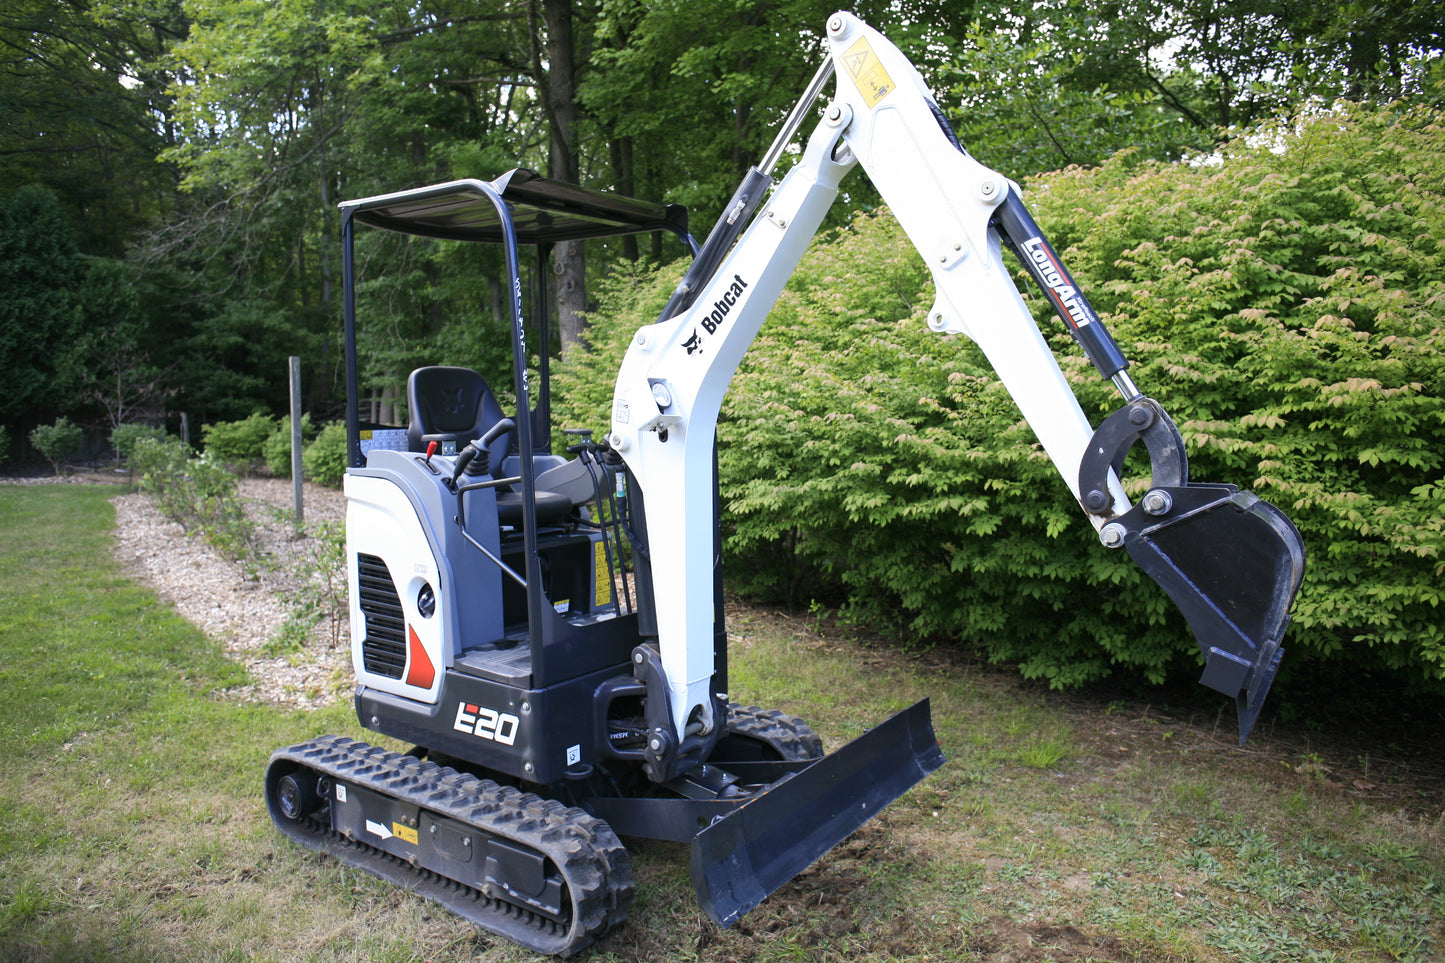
[969,919,1140,962]
[110,477,351,709]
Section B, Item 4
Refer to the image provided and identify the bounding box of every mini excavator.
[266,11,1305,955]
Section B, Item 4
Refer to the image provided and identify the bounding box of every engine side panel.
[345,451,507,703]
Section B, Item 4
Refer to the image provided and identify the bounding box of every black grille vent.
[357,553,405,679]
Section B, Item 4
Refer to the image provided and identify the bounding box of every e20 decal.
[453,701,520,746]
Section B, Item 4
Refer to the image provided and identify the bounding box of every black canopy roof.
[340,169,690,246]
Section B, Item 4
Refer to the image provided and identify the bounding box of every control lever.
[451,418,516,486]
[562,427,594,455]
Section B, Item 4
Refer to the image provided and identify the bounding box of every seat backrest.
[406,366,511,469]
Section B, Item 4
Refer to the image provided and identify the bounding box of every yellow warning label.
[841,36,895,107]
[392,822,418,845]
[594,540,612,607]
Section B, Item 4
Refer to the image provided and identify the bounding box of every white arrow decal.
[365,819,393,840]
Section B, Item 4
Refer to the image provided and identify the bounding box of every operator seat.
[405,366,575,526]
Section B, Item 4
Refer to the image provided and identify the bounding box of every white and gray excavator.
[265,11,1305,955]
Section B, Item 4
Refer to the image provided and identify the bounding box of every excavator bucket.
[1078,398,1306,744]
[1122,484,1306,744]
[691,699,944,928]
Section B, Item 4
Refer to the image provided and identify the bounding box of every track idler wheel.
[275,771,327,821]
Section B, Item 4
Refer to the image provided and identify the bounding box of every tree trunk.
[532,0,587,355]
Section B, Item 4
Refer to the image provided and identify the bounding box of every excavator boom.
[609,12,1306,745]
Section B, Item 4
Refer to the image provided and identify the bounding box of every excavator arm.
[609,12,1304,750]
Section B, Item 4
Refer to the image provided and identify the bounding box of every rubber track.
[726,704,825,761]
[265,735,632,957]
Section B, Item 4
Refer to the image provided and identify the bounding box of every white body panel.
[345,472,445,703]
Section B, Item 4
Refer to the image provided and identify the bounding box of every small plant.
[29,417,83,475]
[264,414,314,476]
[1294,750,1332,782]
[1014,736,1072,770]
[271,521,349,655]
[129,435,260,574]
[302,422,348,488]
[110,423,166,468]
[202,412,277,472]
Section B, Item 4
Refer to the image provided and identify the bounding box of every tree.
[0,0,184,256]
[157,0,542,415]
[530,0,588,352]
[77,257,175,434]
[941,0,1445,179]
[0,186,85,426]
[583,1,974,218]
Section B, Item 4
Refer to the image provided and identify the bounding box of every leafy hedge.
[262,414,314,477]
[302,423,349,488]
[555,99,1445,695]
[201,412,277,469]
[111,423,166,463]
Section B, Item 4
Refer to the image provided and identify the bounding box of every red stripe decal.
[405,625,436,689]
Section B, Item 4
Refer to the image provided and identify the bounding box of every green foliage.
[271,521,348,654]
[263,414,315,477]
[302,422,349,488]
[557,98,1445,695]
[941,1,1445,178]
[552,259,685,433]
[0,186,84,423]
[110,423,166,463]
[0,425,9,464]
[28,417,83,475]
[582,2,968,218]
[942,17,1215,176]
[0,2,178,254]
[129,435,258,568]
[1023,99,1445,689]
[201,412,278,469]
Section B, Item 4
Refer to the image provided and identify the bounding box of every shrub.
[29,417,84,475]
[271,521,348,654]
[111,423,166,464]
[0,424,9,464]
[263,414,314,476]
[302,422,348,488]
[555,98,1445,697]
[202,412,277,470]
[130,435,258,568]
[1020,100,1445,689]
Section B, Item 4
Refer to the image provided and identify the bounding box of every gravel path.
[110,477,351,710]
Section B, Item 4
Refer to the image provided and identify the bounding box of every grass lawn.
[0,483,1441,961]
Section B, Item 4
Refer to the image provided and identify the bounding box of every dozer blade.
[1121,483,1306,744]
[690,698,944,928]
